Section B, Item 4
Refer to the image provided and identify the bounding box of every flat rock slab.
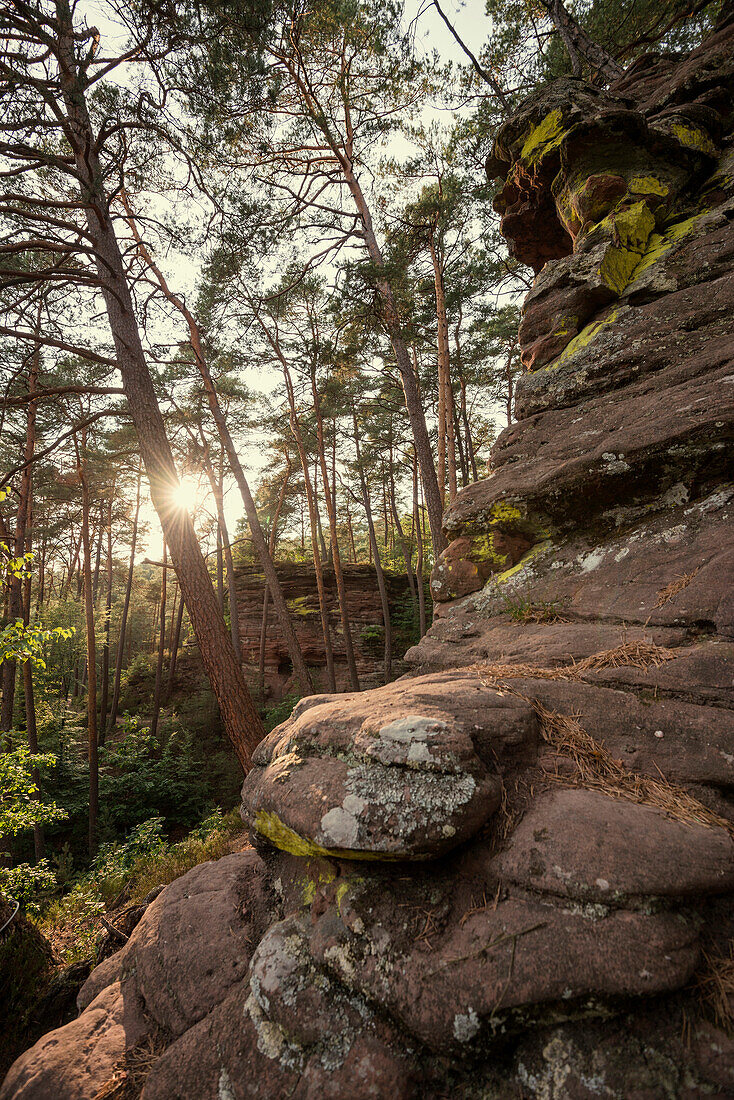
[242,673,537,860]
[495,788,734,903]
[310,890,700,1052]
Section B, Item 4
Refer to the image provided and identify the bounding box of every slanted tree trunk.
[539,0,624,81]
[56,12,263,769]
[121,195,311,696]
[253,313,337,692]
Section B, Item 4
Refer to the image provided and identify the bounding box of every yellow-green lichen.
[286,596,317,618]
[550,305,621,369]
[520,109,566,166]
[487,501,523,525]
[492,539,553,584]
[336,881,351,913]
[669,122,716,157]
[468,532,510,567]
[598,201,656,295]
[625,209,707,283]
[254,809,403,862]
[300,862,336,906]
[628,175,669,198]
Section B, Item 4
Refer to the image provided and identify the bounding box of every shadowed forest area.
[0,0,728,1085]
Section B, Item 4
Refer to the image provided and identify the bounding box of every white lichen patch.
[453,1007,480,1043]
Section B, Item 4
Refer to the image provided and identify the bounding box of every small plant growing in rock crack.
[501,594,570,623]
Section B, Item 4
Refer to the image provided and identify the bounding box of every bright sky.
[114,0,499,560]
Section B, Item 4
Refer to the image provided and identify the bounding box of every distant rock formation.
[234,562,415,698]
[4,10,734,1099]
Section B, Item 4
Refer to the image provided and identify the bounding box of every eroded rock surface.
[4,13,734,1100]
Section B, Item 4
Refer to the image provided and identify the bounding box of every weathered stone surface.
[5,14,734,1100]
[0,981,151,1100]
[309,884,700,1052]
[234,562,414,698]
[241,672,533,859]
[495,788,734,903]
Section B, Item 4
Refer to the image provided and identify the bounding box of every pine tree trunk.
[120,196,312,696]
[151,540,167,740]
[75,429,99,856]
[310,370,360,690]
[353,413,392,683]
[98,497,112,744]
[56,4,263,769]
[109,464,141,735]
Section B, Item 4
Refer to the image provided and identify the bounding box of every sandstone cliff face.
[4,15,734,1100]
[234,562,414,698]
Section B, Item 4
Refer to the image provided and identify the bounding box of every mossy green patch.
[598,201,656,294]
[254,809,404,862]
[550,305,621,369]
[493,539,553,584]
[468,533,509,567]
[287,596,317,618]
[670,122,716,157]
[628,175,669,198]
[520,109,567,166]
[626,209,707,283]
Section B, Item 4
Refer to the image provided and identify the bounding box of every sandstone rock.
[495,788,734,903]
[309,887,700,1052]
[5,14,734,1100]
[241,673,532,860]
[127,852,269,1036]
[0,981,151,1100]
[234,562,413,698]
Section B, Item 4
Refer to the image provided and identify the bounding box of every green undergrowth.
[41,808,244,965]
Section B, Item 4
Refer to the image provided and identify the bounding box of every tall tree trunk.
[388,434,417,608]
[338,161,447,555]
[56,11,263,770]
[75,429,98,855]
[202,454,242,662]
[1,338,41,735]
[215,523,225,613]
[108,463,142,734]
[165,593,185,703]
[353,412,392,683]
[258,460,292,699]
[413,452,427,639]
[429,237,457,503]
[121,195,311,696]
[98,497,112,744]
[454,324,479,482]
[151,540,167,740]
[252,314,337,692]
[540,0,624,81]
[309,369,359,690]
[21,345,45,859]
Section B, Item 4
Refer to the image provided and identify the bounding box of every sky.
[100,0,500,560]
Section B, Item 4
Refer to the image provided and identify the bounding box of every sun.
[171,475,204,513]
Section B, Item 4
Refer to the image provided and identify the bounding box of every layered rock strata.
[4,13,734,1100]
[234,562,415,697]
